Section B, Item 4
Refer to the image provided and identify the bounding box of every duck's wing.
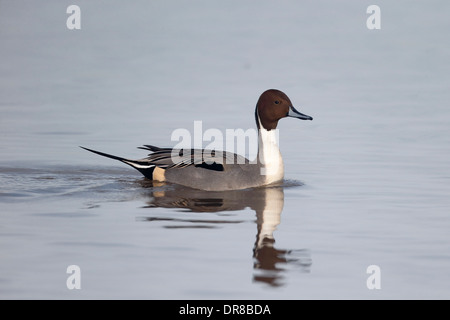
[138,144,250,171]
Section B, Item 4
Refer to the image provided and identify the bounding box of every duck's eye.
[274,100,280,104]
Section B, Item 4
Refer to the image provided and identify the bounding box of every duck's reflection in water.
[252,187,312,286]
[138,180,312,287]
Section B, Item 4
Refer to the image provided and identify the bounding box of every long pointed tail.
[80,146,129,162]
[80,146,156,179]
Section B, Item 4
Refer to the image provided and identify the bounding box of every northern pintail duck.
[81,89,312,191]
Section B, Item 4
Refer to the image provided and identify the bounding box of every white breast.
[258,118,284,184]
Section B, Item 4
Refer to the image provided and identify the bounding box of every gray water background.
[1,1,450,299]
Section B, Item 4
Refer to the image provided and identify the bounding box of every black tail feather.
[80,146,156,179]
[80,146,129,162]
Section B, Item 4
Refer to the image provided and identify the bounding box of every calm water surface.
[1,1,450,299]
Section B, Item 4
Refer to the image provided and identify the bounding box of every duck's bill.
[288,106,313,120]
